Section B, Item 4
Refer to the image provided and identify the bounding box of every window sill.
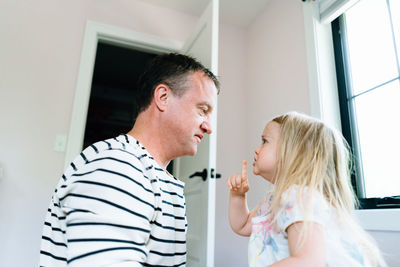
[355,209,400,231]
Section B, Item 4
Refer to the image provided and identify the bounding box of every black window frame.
[331,8,400,209]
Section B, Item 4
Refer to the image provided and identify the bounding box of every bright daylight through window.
[333,0,400,205]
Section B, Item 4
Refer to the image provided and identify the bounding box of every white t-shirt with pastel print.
[248,185,370,267]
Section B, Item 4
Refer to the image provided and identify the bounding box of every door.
[64,21,181,167]
[65,6,219,266]
[173,1,219,267]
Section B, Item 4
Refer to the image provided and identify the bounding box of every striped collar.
[118,134,180,183]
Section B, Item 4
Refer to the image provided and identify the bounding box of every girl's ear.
[153,84,169,112]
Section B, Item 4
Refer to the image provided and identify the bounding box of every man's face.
[165,71,218,157]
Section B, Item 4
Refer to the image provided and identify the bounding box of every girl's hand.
[227,160,249,195]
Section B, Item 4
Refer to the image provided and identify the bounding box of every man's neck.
[127,112,170,169]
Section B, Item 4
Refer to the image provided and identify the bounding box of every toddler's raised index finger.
[241,160,247,180]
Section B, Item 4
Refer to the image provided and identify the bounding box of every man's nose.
[201,119,212,135]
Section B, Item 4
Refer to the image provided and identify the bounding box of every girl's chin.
[264,177,275,184]
[257,173,275,184]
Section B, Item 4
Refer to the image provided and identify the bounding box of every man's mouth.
[195,134,203,143]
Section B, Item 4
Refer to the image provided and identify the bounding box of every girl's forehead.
[263,121,281,136]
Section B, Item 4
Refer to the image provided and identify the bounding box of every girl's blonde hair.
[270,111,386,267]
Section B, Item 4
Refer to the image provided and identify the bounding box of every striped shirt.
[40,134,187,266]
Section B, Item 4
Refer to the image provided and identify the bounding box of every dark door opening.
[83,42,157,149]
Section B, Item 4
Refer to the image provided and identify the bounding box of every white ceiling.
[140,0,271,27]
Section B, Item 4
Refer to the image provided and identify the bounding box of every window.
[332,0,400,209]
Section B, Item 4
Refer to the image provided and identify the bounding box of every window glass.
[389,0,400,59]
[333,0,400,206]
[346,0,398,95]
[354,80,400,198]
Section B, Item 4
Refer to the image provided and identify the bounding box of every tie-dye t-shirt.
[248,185,370,267]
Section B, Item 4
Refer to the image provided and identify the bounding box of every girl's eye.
[262,139,267,144]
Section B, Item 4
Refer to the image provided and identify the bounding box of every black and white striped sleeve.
[59,149,155,266]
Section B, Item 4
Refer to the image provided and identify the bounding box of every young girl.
[227,112,387,267]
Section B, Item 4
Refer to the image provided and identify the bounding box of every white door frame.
[175,1,219,266]
[64,21,182,167]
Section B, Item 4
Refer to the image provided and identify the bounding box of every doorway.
[82,42,176,173]
[83,42,157,148]
[64,21,182,167]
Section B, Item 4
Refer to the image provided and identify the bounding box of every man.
[40,53,219,266]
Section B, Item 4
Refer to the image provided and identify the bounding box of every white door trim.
[177,1,219,265]
[64,21,182,167]
[206,2,218,266]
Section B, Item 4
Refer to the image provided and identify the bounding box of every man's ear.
[153,84,170,112]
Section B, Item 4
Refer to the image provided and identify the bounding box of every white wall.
[215,0,400,266]
[370,230,400,266]
[0,1,196,266]
[243,0,310,209]
[215,1,309,265]
[215,23,249,266]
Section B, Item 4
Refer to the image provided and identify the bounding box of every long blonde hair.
[270,111,386,267]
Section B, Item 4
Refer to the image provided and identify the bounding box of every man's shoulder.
[87,135,143,157]
[66,135,146,174]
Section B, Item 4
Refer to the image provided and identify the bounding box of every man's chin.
[188,147,197,156]
[186,144,198,156]
[177,146,197,157]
